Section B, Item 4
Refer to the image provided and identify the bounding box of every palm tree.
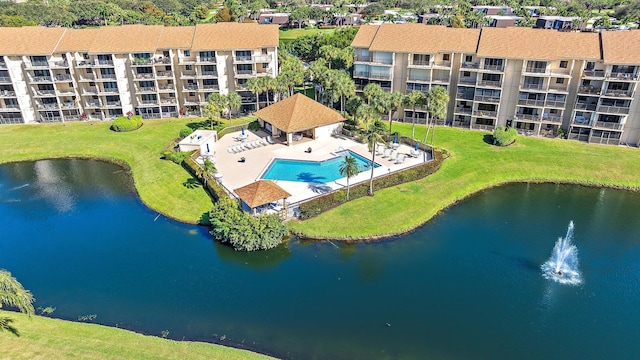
[424,85,450,144]
[363,83,383,105]
[1,269,34,333]
[404,90,426,139]
[197,159,217,188]
[339,155,359,200]
[204,93,225,129]
[308,59,329,102]
[357,104,386,196]
[226,92,242,125]
[346,96,363,123]
[260,76,274,106]
[245,77,262,111]
[331,70,356,112]
[264,76,278,105]
[388,91,405,132]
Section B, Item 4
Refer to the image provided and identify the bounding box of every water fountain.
[541,221,583,285]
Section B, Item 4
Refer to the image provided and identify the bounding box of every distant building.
[259,13,290,26]
[471,5,513,16]
[488,15,522,28]
[535,16,584,31]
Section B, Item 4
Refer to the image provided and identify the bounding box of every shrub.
[182,155,225,202]
[298,151,445,219]
[162,150,188,164]
[209,197,287,251]
[492,126,517,146]
[557,127,567,139]
[110,115,143,132]
[247,120,261,131]
[179,127,193,138]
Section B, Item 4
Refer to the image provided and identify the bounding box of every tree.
[289,6,310,28]
[357,104,386,196]
[363,83,383,105]
[339,155,360,200]
[204,93,226,129]
[308,59,329,101]
[189,4,209,22]
[279,53,305,96]
[197,159,217,187]
[404,90,426,139]
[424,85,450,144]
[451,14,465,28]
[319,45,342,69]
[226,92,242,125]
[245,77,263,111]
[376,91,405,132]
[214,6,233,22]
[330,70,355,112]
[0,269,34,334]
[346,96,363,123]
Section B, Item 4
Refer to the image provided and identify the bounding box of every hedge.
[110,115,143,132]
[183,154,226,203]
[298,151,445,219]
[493,126,517,146]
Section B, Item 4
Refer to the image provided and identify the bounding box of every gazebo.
[234,180,291,215]
[253,93,345,146]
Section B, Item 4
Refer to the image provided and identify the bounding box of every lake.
[2,159,640,359]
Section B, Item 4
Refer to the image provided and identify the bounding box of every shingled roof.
[477,27,600,60]
[254,94,345,133]
[0,27,65,55]
[234,180,291,208]
[600,31,640,65]
[351,24,480,54]
[191,23,279,51]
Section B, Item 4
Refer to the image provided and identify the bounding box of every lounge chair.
[266,136,275,144]
[389,152,399,163]
[380,149,389,158]
[227,146,234,153]
[388,149,395,159]
[376,145,385,155]
[396,154,407,164]
[410,149,420,158]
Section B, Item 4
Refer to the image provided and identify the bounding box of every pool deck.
[206,130,427,205]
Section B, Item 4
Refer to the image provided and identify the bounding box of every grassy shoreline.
[0,310,274,359]
[288,123,640,239]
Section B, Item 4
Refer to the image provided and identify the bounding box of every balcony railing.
[60,102,76,109]
[474,95,500,103]
[583,70,605,78]
[156,70,173,77]
[184,84,199,91]
[0,90,16,97]
[454,107,472,115]
[456,92,474,100]
[515,113,541,121]
[203,84,219,90]
[606,73,638,81]
[99,73,117,79]
[201,70,218,77]
[597,105,630,114]
[39,116,62,122]
[160,98,177,104]
[181,72,196,78]
[542,114,563,123]
[137,86,156,93]
[0,76,11,83]
[433,61,451,68]
[594,121,623,130]
[27,61,49,68]
[197,57,216,63]
[235,69,255,76]
[0,105,20,110]
[0,61,7,69]
[548,84,568,92]
[601,89,633,98]
[521,83,545,90]
[461,62,479,69]
[471,123,495,131]
[478,80,501,87]
[355,55,393,65]
[86,100,101,107]
[76,60,92,67]
[524,67,547,74]
[482,64,504,72]
[550,68,571,76]
[54,74,72,82]
[51,61,69,69]
[518,99,545,107]
[410,59,431,67]
[234,55,254,62]
[356,72,391,80]
[97,60,114,66]
[459,77,476,84]
[105,101,121,107]
[545,100,565,108]
[578,86,600,95]
[473,110,497,118]
[31,76,53,83]
[407,75,429,82]
[184,97,200,104]
[158,85,175,91]
[34,89,56,96]
[140,100,158,105]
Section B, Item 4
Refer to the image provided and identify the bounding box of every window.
[555,78,565,84]
[184,50,190,57]
[443,54,450,61]
[560,61,568,68]
[262,63,269,68]
[262,48,268,55]
[465,55,473,62]
[186,65,192,70]
[463,71,470,77]
[83,53,89,60]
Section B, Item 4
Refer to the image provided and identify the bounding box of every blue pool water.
[261,150,379,183]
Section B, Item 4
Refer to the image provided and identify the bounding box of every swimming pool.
[261,150,380,183]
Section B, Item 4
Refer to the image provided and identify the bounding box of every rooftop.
[234,180,291,209]
[254,94,345,133]
[601,31,640,64]
[191,23,279,51]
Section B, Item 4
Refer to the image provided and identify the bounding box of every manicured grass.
[288,124,640,239]
[0,117,251,224]
[0,310,273,360]
[279,28,335,42]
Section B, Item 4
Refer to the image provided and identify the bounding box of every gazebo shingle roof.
[234,180,291,208]
[253,94,345,132]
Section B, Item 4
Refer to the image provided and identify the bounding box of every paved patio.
[205,129,427,205]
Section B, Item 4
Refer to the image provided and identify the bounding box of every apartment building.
[351,24,640,146]
[0,23,278,124]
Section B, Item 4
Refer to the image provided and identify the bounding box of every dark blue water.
[2,159,640,359]
[261,150,379,183]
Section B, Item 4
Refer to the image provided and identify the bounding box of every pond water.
[2,159,640,359]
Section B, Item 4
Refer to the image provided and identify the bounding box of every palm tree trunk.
[255,91,259,111]
[411,106,416,139]
[346,177,350,200]
[430,119,436,145]
[368,139,376,196]
[228,111,232,126]
[423,113,431,143]
[388,110,393,132]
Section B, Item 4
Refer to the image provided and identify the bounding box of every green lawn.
[288,123,640,239]
[279,28,335,43]
[0,117,251,224]
[0,310,273,360]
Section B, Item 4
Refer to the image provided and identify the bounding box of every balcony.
[132,58,154,66]
[474,94,500,103]
[407,74,429,82]
[523,67,548,74]
[105,101,121,108]
[234,55,255,63]
[60,101,77,109]
[594,121,623,130]
[433,61,451,68]
[78,74,96,82]
[235,69,256,77]
[577,86,600,95]
[34,89,56,97]
[50,61,69,69]
[96,60,114,67]
[39,115,62,123]
[517,99,544,107]
[572,116,591,126]
[156,70,173,78]
[461,62,479,69]
[203,84,219,90]
[85,100,102,108]
[136,86,156,93]
[0,90,16,97]
[545,100,565,108]
[54,74,72,82]
[25,61,50,69]
[98,73,117,80]
[458,77,476,85]
[473,110,497,118]
[471,123,495,131]
[36,102,58,110]
[181,72,196,78]
[481,64,504,72]
[0,61,6,69]
[597,105,630,114]
[178,57,196,65]
[477,80,501,88]
[30,76,53,83]
[158,85,175,92]
[454,107,472,115]
[542,114,563,123]
[550,68,571,76]
[197,57,216,64]
[601,89,633,98]
[365,72,392,81]
[76,60,92,67]
[0,76,11,83]
[135,73,155,80]
[160,98,177,105]
[456,91,474,100]
[520,83,545,91]
[0,104,20,111]
[355,55,393,66]
[200,70,218,77]
[515,113,541,121]
[548,84,568,92]
[184,84,199,91]
[99,88,119,94]
[606,73,638,81]
[583,70,605,79]
[139,100,158,106]
[82,87,98,95]
[153,57,172,65]
[184,97,200,105]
